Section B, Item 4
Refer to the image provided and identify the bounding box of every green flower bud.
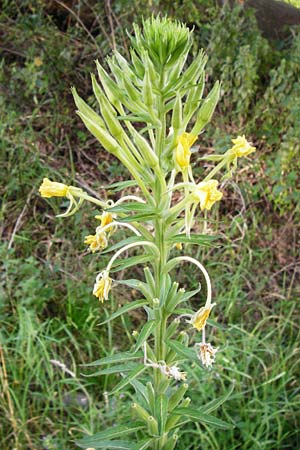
[91,74,124,139]
[143,67,154,109]
[132,131,159,168]
[71,87,105,128]
[96,61,124,108]
[168,383,189,411]
[183,72,205,123]
[76,111,120,156]
[146,382,155,412]
[147,416,159,436]
[161,434,178,450]
[191,81,220,135]
[132,402,151,423]
[171,93,182,132]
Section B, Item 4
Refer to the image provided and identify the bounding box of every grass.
[1,1,299,449]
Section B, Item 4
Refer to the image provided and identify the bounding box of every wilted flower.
[196,342,218,368]
[192,180,223,211]
[84,232,108,253]
[93,271,112,303]
[175,132,197,170]
[190,303,216,331]
[167,365,187,381]
[95,211,114,228]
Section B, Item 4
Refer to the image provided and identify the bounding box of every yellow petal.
[175,132,197,169]
[39,178,69,198]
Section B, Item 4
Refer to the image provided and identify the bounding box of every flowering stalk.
[39,16,255,450]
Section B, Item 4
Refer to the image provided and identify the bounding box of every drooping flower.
[84,232,108,253]
[93,271,112,303]
[175,132,197,170]
[196,342,218,368]
[190,303,216,331]
[95,211,116,235]
[192,179,223,211]
[39,178,69,198]
[167,365,187,381]
[228,135,256,158]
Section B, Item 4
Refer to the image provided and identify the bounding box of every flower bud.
[147,416,159,436]
[142,67,154,110]
[91,74,124,139]
[131,402,151,423]
[191,81,220,135]
[71,87,105,128]
[171,93,182,132]
[168,383,189,411]
[76,111,120,156]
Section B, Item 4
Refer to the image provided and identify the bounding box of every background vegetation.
[1,1,299,449]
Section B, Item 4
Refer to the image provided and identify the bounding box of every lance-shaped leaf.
[84,362,139,377]
[107,202,156,214]
[110,254,154,273]
[132,438,154,450]
[101,237,148,255]
[103,180,138,191]
[77,439,134,449]
[167,233,219,247]
[82,351,142,367]
[202,383,235,414]
[166,339,199,363]
[155,395,169,434]
[111,364,146,394]
[76,423,144,448]
[100,299,149,325]
[132,320,157,353]
[172,407,233,429]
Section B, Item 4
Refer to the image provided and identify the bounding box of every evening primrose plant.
[39,16,255,450]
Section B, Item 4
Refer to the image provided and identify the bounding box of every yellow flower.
[228,135,256,158]
[93,271,112,303]
[190,303,215,331]
[175,132,197,169]
[95,211,115,229]
[196,342,218,368]
[34,56,43,67]
[39,178,69,198]
[84,232,108,253]
[193,180,223,211]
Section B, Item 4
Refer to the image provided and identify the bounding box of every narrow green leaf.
[118,213,157,223]
[111,365,146,394]
[100,299,148,325]
[101,236,146,255]
[132,438,154,450]
[155,395,168,434]
[173,407,233,429]
[76,424,144,448]
[168,233,219,247]
[82,351,142,367]
[76,439,134,449]
[83,363,138,377]
[202,384,235,414]
[166,340,198,363]
[133,320,156,353]
[130,379,148,403]
[110,254,153,272]
[108,202,155,214]
[104,180,138,191]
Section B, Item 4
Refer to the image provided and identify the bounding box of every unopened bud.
[191,81,220,135]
